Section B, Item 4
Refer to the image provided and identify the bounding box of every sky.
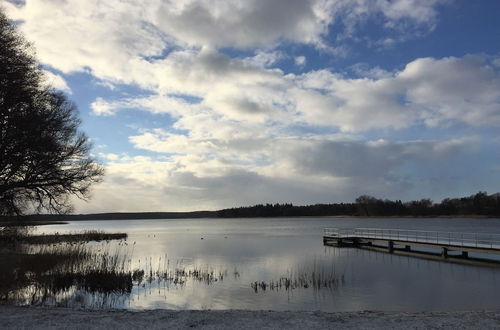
[3,0,500,213]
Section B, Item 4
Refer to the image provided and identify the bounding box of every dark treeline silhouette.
[217,192,500,218]
[11,211,216,222]
[2,192,500,222]
[217,203,357,218]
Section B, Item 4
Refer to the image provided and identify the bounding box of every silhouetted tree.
[355,195,379,216]
[0,10,103,216]
[215,192,500,218]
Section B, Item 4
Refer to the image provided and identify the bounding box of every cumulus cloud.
[5,0,448,80]
[273,137,478,178]
[295,56,306,67]
[6,1,463,130]
[91,94,200,116]
[291,55,500,130]
[376,0,444,26]
[72,136,479,212]
[7,0,499,212]
[89,53,500,132]
[243,51,285,68]
[42,70,72,93]
[397,55,500,126]
[154,0,332,48]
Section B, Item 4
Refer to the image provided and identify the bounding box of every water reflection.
[3,217,500,311]
[1,238,347,309]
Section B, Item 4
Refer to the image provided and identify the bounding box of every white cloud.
[7,0,499,212]
[72,136,479,212]
[294,56,306,66]
[377,0,444,26]
[42,70,72,93]
[271,137,478,178]
[397,55,500,126]
[291,55,500,130]
[91,94,200,116]
[90,53,500,133]
[8,1,481,134]
[154,0,332,48]
[333,0,447,37]
[243,50,285,68]
[5,0,449,82]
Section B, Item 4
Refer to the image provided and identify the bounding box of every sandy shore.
[0,307,499,329]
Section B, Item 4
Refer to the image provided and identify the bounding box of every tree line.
[216,192,500,218]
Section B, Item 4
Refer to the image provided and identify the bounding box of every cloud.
[155,0,332,48]
[91,94,200,116]
[5,0,449,81]
[377,0,445,27]
[42,70,72,93]
[397,55,500,126]
[274,137,478,178]
[10,1,484,134]
[72,136,479,212]
[292,55,500,130]
[294,56,306,66]
[6,1,464,132]
[129,130,217,155]
[7,0,498,212]
[333,0,447,37]
[89,52,500,133]
[242,51,285,68]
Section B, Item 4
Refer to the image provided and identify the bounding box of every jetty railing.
[324,227,500,249]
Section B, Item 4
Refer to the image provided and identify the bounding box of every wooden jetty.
[323,228,500,266]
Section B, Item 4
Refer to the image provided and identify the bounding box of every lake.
[30,217,500,311]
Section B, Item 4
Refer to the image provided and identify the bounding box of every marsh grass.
[131,256,228,289]
[251,262,345,293]
[0,244,134,306]
[0,225,229,308]
[0,221,67,227]
[0,227,132,307]
[0,227,347,308]
[0,228,127,245]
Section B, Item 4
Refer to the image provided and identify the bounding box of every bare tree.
[0,9,103,216]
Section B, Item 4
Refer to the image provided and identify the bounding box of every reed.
[0,229,127,245]
[251,262,345,293]
[0,229,132,307]
[131,257,228,288]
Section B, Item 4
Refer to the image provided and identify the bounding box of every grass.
[0,226,347,308]
[0,227,132,307]
[0,229,127,245]
[0,220,67,227]
[0,243,134,305]
[131,256,228,288]
[251,262,345,293]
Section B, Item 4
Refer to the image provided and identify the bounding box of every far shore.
[0,306,499,329]
[1,213,498,225]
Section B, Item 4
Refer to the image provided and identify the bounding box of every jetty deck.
[323,228,500,266]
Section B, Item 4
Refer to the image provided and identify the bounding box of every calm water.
[35,217,500,311]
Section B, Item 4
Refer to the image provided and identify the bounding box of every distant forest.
[216,192,500,218]
[3,192,500,222]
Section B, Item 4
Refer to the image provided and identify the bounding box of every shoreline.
[0,306,499,329]
[1,215,499,224]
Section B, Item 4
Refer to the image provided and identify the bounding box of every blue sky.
[4,0,500,212]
